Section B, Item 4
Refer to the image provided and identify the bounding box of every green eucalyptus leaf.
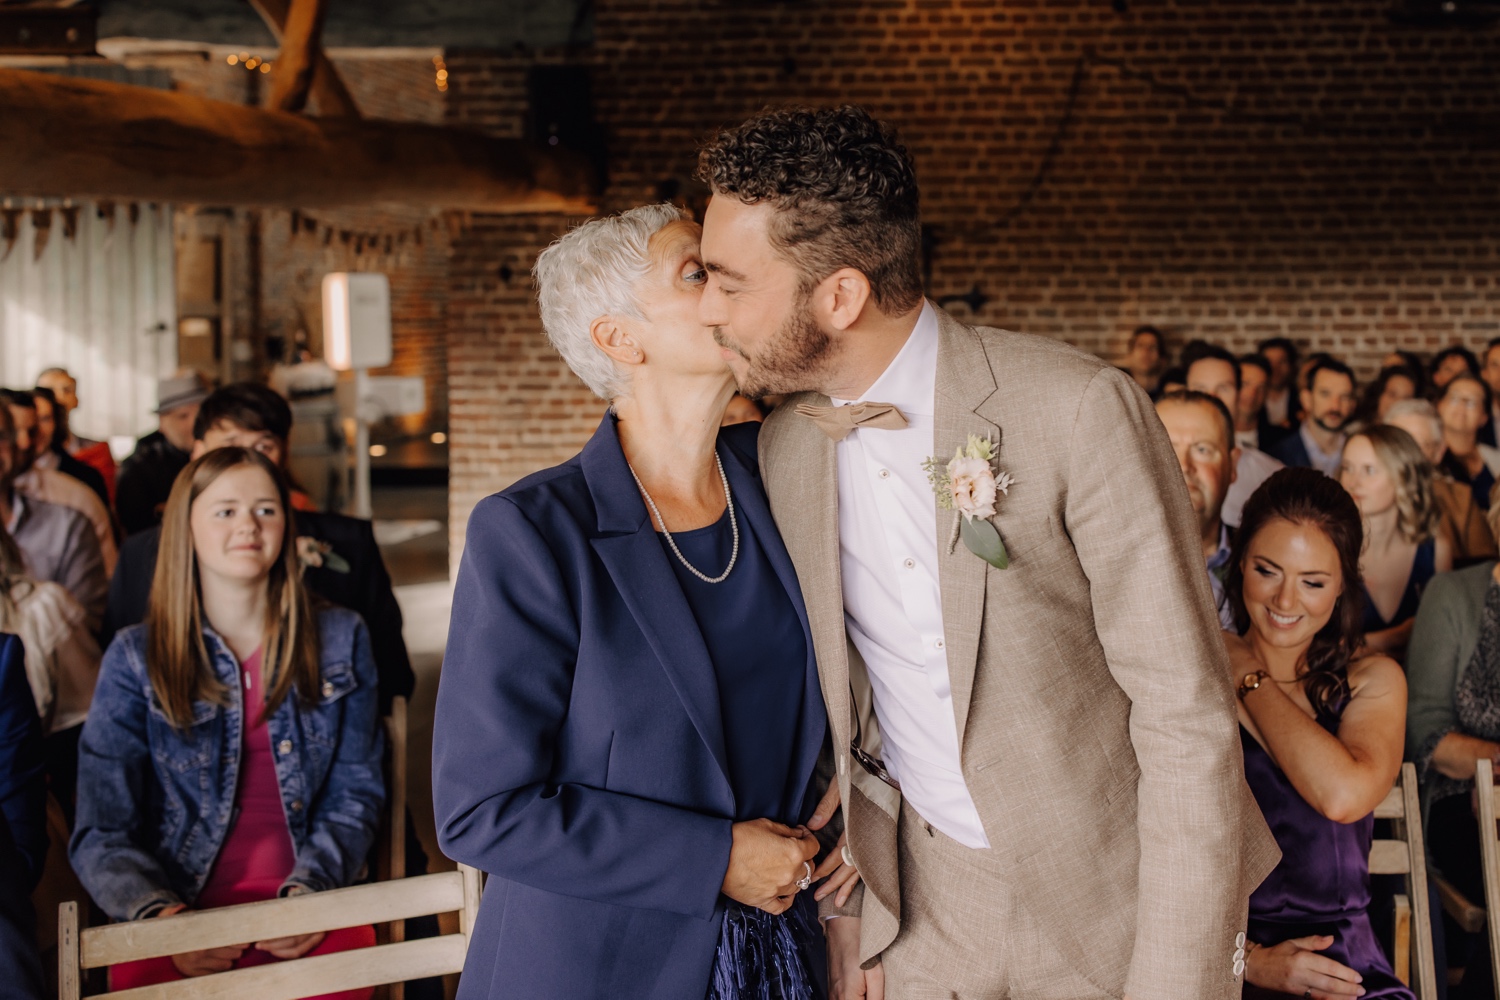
[960,516,1008,570]
[322,551,352,574]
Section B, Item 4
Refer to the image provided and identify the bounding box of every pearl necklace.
[627,454,740,584]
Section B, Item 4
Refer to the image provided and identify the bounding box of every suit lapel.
[582,416,732,791]
[932,308,1001,748]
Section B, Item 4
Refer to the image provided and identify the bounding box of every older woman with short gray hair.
[434,204,845,1000]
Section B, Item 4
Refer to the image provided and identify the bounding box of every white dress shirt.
[831,302,989,848]
[1220,446,1282,530]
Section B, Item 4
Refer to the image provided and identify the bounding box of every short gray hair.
[532,203,692,402]
[1383,398,1443,444]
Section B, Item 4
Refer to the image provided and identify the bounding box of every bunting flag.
[31,208,51,261]
[0,208,19,263]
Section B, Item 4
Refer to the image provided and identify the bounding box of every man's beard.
[716,293,835,399]
[1313,412,1347,433]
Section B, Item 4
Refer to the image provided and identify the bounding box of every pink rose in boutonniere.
[923,434,1014,569]
[296,536,351,574]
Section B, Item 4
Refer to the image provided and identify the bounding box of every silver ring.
[841,844,854,867]
[795,861,813,891]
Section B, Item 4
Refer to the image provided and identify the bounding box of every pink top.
[197,649,297,909]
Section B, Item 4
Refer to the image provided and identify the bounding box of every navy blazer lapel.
[719,432,827,803]
[581,416,732,791]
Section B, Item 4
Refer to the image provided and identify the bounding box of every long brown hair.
[1227,467,1366,718]
[145,447,320,729]
[1347,425,1439,545]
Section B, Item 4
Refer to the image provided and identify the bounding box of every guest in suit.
[1385,399,1498,568]
[1236,353,1290,454]
[699,106,1278,1000]
[1223,468,1411,1000]
[1155,391,1240,630]
[434,204,836,1000]
[72,448,383,994]
[0,630,47,1000]
[1339,426,1451,660]
[1439,373,1500,512]
[1185,346,1283,529]
[1268,357,1357,477]
[1432,345,1480,393]
[1350,366,1420,431]
[1259,337,1301,429]
[100,385,414,714]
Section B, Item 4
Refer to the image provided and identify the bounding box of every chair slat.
[82,872,465,969]
[103,935,467,1000]
[1369,840,1411,875]
[1374,785,1404,819]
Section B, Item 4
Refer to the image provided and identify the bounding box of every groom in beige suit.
[697,107,1279,1000]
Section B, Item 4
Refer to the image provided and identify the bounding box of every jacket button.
[278,740,292,755]
[1235,931,1246,949]
[291,800,303,812]
[321,680,334,697]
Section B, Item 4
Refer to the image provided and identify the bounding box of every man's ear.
[812,268,873,333]
[589,316,644,367]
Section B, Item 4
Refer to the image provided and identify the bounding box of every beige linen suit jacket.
[758,308,1280,1000]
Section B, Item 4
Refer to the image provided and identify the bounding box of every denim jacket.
[70,607,385,921]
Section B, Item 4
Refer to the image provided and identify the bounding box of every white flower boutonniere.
[296,536,351,574]
[923,434,1014,569]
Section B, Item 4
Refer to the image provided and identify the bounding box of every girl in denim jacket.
[71,447,384,995]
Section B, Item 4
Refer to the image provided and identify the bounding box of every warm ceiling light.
[260,63,271,73]
[430,431,447,444]
[226,54,238,65]
[245,57,259,68]
[369,444,387,457]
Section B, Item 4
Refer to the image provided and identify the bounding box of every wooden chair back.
[58,864,482,1000]
[1369,762,1439,999]
[1471,757,1500,998]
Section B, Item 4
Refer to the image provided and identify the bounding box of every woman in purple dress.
[1223,468,1412,1000]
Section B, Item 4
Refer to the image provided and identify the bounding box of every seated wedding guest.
[1437,372,1500,511]
[1118,324,1166,397]
[102,383,414,714]
[3,390,117,578]
[435,205,840,1000]
[0,628,47,999]
[1258,337,1300,429]
[1406,496,1500,997]
[1350,366,1420,431]
[1157,364,1187,397]
[1269,357,1357,477]
[116,371,210,536]
[1156,391,1239,629]
[1480,338,1500,448]
[72,448,383,993]
[1186,347,1283,528]
[1340,426,1451,659]
[1224,468,1411,1000]
[0,405,106,631]
[1383,350,1427,387]
[1431,344,1481,393]
[0,515,101,825]
[1236,353,1289,453]
[36,367,116,504]
[1385,399,1498,568]
[31,387,109,510]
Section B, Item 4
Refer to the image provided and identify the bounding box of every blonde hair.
[1350,425,1440,545]
[145,447,320,729]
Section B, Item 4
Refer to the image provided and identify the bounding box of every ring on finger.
[795,861,813,891]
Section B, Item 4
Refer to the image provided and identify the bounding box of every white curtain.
[0,201,176,445]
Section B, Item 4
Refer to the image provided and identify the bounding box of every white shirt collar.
[830,300,938,418]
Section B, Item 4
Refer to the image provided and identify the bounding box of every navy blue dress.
[1361,538,1436,635]
[666,507,824,1000]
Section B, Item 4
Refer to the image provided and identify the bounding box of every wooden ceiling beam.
[248,0,357,117]
[0,67,596,212]
[265,0,325,113]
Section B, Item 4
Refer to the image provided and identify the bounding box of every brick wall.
[445,0,1500,560]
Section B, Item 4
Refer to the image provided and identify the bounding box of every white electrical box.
[322,272,392,371]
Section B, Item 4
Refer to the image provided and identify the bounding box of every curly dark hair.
[696,105,924,314]
[1226,467,1365,719]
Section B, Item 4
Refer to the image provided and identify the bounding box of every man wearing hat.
[114,370,211,536]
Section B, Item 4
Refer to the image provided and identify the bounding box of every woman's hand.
[721,818,820,914]
[1245,935,1365,999]
[805,780,862,906]
[255,932,326,959]
[155,904,248,978]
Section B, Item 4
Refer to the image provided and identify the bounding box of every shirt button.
[290,800,303,812]
[903,558,915,569]
[935,638,945,650]
[278,739,292,755]
[878,469,890,479]
[321,681,334,697]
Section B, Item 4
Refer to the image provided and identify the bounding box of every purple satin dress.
[1242,713,1414,999]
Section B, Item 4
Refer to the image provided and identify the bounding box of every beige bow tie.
[794,400,909,441]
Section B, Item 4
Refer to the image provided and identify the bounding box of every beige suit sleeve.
[1064,367,1255,1000]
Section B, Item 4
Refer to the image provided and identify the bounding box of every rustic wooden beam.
[0,67,597,212]
[266,0,326,113]
[248,0,358,118]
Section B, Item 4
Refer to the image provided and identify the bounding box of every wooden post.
[249,0,359,117]
[0,67,596,212]
[266,0,328,113]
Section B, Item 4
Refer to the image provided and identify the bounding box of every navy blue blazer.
[1267,426,1314,470]
[433,416,827,1000]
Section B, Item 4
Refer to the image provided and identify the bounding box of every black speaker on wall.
[529,65,609,184]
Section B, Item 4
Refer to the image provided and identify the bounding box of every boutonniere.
[922,434,1013,569]
[296,536,351,574]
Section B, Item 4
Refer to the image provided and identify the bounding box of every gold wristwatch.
[1237,670,1268,700]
